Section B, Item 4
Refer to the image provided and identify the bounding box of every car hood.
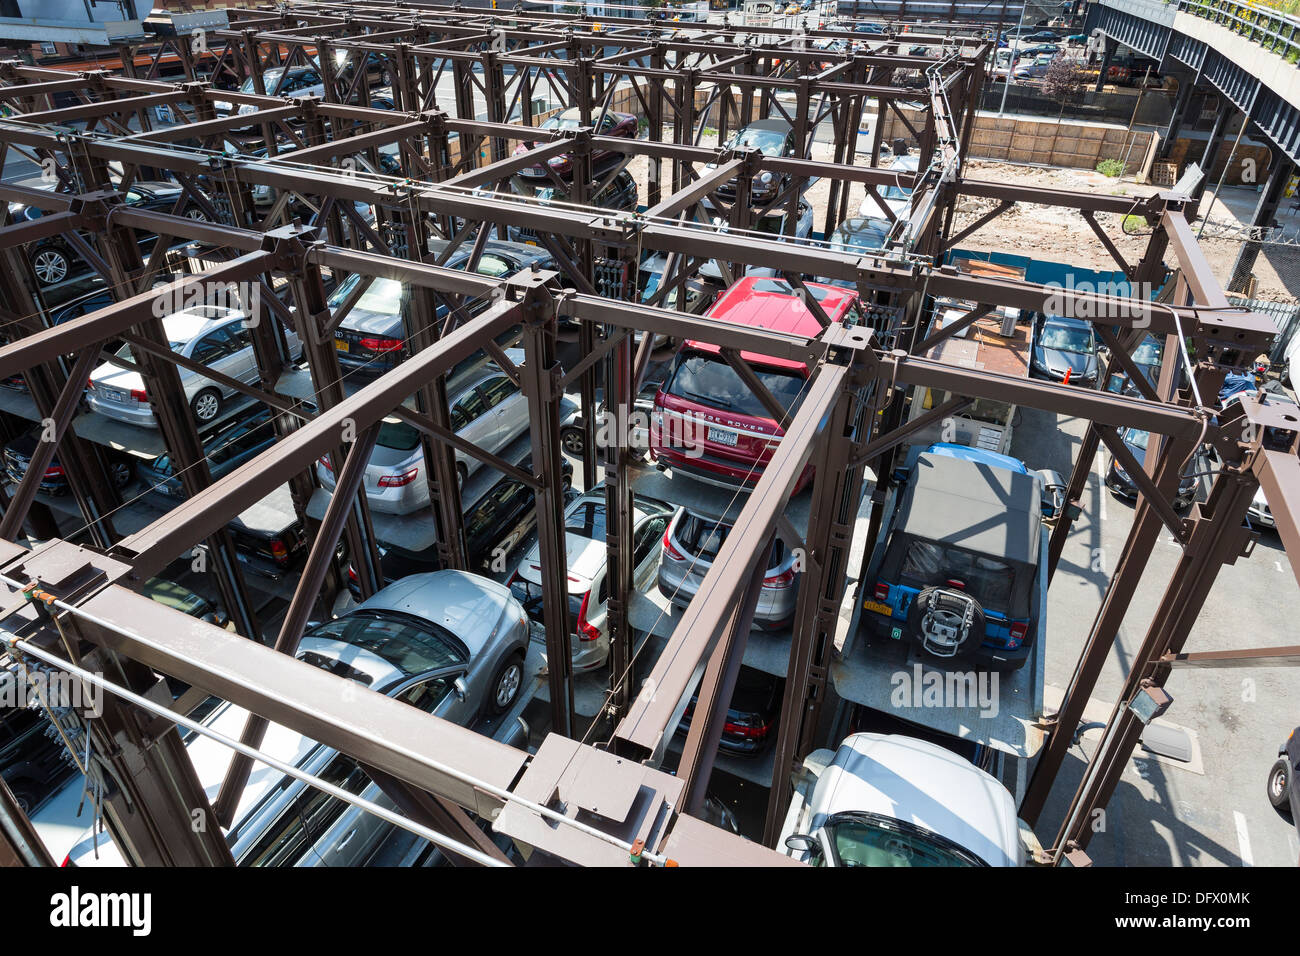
[809,733,1021,867]
[1034,344,1096,378]
[357,569,516,659]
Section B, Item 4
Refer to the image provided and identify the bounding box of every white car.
[859,154,919,220]
[780,733,1025,867]
[87,305,301,429]
[508,492,673,673]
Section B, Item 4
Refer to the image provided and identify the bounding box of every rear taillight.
[86,378,95,391]
[662,527,685,561]
[130,388,148,403]
[576,590,599,642]
[763,568,795,588]
[317,455,333,472]
[270,538,289,566]
[1007,620,1028,649]
[44,464,64,478]
[724,720,771,740]
[377,467,417,488]
[360,337,403,353]
[347,564,357,582]
[874,581,889,602]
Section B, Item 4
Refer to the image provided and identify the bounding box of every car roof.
[809,733,1020,866]
[1043,313,1092,329]
[162,304,245,341]
[688,277,858,370]
[896,450,1042,566]
[745,118,794,132]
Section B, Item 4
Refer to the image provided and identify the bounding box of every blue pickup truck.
[862,443,1054,671]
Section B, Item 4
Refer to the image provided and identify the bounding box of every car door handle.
[335,829,357,851]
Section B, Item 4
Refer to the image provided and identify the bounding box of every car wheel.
[184,207,209,221]
[30,246,71,286]
[108,458,134,490]
[6,781,36,816]
[561,425,584,457]
[1268,758,1293,819]
[488,652,525,716]
[191,388,222,424]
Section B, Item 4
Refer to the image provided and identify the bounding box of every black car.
[1103,426,1201,510]
[714,119,798,206]
[14,181,209,288]
[137,406,277,498]
[1268,727,1300,828]
[506,168,640,244]
[345,455,575,598]
[3,429,135,496]
[677,669,783,756]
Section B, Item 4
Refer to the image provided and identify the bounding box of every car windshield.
[542,112,582,132]
[303,610,465,678]
[1039,323,1093,354]
[820,813,985,867]
[330,274,405,315]
[728,126,789,156]
[832,221,890,252]
[666,350,806,419]
[1122,427,1150,450]
[1131,338,1162,365]
[899,539,1015,612]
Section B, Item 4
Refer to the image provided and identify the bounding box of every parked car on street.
[658,506,800,628]
[651,276,862,492]
[779,732,1024,866]
[1105,333,1164,394]
[861,443,1052,671]
[66,570,529,867]
[317,368,529,511]
[509,491,673,673]
[1013,54,1058,80]
[1268,726,1299,827]
[1103,427,1201,511]
[511,107,638,179]
[1030,313,1099,387]
[87,305,301,428]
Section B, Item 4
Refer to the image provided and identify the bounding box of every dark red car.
[650,277,862,493]
[512,107,638,179]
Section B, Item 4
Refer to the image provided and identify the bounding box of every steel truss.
[0,6,1294,868]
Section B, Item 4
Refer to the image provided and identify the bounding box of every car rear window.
[899,540,1015,613]
[676,512,787,566]
[377,417,422,451]
[566,500,606,540]
[665,350,805,420]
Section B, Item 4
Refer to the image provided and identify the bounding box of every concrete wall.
[881,104,1158,174]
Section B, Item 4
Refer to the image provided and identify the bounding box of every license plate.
[101,387,125,403]
[333,338,349,353]
[524,240,537,247]
[707,427,738,446]
[863,599,893,617]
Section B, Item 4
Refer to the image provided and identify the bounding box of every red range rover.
[650,277,861,492]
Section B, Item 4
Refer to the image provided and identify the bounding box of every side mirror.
[453,677,468,703]
[784,833,819,854]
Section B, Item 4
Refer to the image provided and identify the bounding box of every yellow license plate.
[862,600,893,617]
[334,339,349,352]
[524,240,537,247]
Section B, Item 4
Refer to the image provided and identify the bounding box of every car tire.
[108,457,134,490]
[561,425,584,457]
[1268,757,1293,819]
[488,652,525,716]
[907,587,987,663]
[6,780,37,816]
[30,245,72,287]
[191,388,222,424]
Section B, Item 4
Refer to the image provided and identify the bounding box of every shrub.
[1097,158,1125,177]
